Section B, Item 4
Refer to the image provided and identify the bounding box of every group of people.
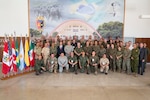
[34,35,149,77]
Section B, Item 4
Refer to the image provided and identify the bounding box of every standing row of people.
[33,36,149,76]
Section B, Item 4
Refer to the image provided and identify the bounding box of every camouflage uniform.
[109,48,117,71]
[122,48,131,74]
[79,56,90,73]
[116,50,123,72]
[131,48,140,73]
[46,56,58,73]
[89,56,99,74]
[68,56,78,73]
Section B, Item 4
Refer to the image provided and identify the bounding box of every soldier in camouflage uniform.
[89,51,99,75]
[122,42,131,74]
[99,45,106,59]
[79,51,90,74]
[93,40,100,56]
[49,42,57,57]
[35,55,46,75]
[84,41,92,57]
[109,44,117,72]
[116,46,123,72]
[74,42,83,59]
[46,53,58,73]
[131,43,140,76]
[34,40,42,59]
[68,52,78,74]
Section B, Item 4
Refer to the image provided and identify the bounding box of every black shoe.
[75,72,78,75]
[87,72,90,75]
[35,72,39,75]
[105,73,108,75]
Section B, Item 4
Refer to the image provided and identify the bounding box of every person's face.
[107,44,110,48]
[133,44,137,49]
[86,41,89,46]
[51,54,54,58]
[103,54,106,58]
[144,43,147,47]
[38,55,42,60]
[94,41,98,45]
[82,51,85,56]
[60,53,64,56]
[92,51,96,56]
[111,44,114,49]
[77,42,81,47]
[59,41,63,45]
[140,43,143,48]
[118,47,121,51]
[67,41,71,45]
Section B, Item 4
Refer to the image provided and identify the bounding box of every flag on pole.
[19,38,25,71]
[8,39,13,72]
[29,40,35,67]
[2,40,10,75]
[15,38,20,68]
[12,38,17,72]
[24,38,30,67]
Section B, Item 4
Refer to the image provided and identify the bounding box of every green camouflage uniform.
[109,48,117,71]
[131,48,140,73]
[46,57,58,73]
[74,47,83,58]
[68,56,78,73]
[122,48,131,74]
[35,59,45,73]
[79,56,90,73]
[93,45,100,56]
[99,48,106,58]
[34,46,42,59]
[49,46,57,56]
[89,56,99,73]
[83,46,92,57]
[116,50,123,72]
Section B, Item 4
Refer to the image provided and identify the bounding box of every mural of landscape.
[29,0,125,38]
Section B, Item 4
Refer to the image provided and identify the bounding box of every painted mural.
[29,0,125,39]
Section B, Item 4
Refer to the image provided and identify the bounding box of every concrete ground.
[0,64,150,100]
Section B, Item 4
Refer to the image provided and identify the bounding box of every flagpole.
[3,34,7,78]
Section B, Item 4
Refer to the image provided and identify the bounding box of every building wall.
[0,0,150,37]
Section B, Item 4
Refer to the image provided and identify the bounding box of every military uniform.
[109,48,117,71]
[116,50,123,72]
[122,48,131,74]
[99,48,106,58]
[68,56,78,73]
[93,45,100,56]
[89,56,99,74]
[83,46,92,57]
[46,56,58,73]
[35,59,45,75]
[42,47,50,65]
[79,56,90,73]
[131,48,140,73]
[49,46,57,56]
[34,46,42,59]
[74,47,83,58]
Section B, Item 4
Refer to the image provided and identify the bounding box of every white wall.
[0,0,150,38]
[0,0,28,37]
[124,0,150,38]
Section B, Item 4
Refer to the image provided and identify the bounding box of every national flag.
[24,38,30,67]
[15,38,20,68]
[29,40,35,67]
[19,38,25,71]
[11,38,17,72]
[2,40,10,75]
[8,39,13,71]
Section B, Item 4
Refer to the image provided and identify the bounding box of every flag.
[8,39,13,71]
[2,40,10,75]
[29,40,35,67]
[12,38,17,72]
[19,38,25,71]
[15,38,20,68]
[24,38,30,67]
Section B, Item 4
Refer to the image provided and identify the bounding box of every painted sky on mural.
[30,0,124,35]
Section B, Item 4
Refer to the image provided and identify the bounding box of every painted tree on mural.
[97,21,123,38]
